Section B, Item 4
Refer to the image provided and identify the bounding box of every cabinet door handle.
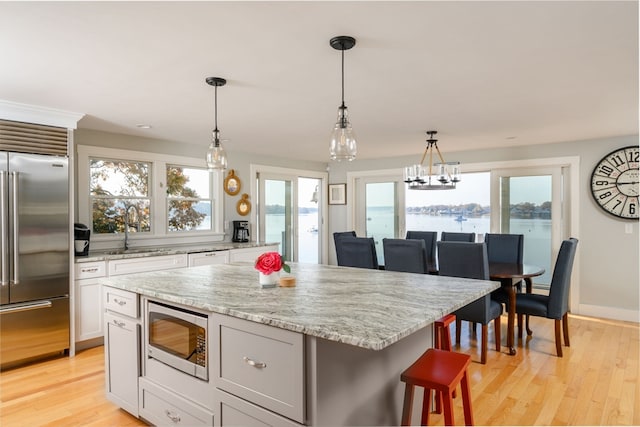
[113,298,126,306]
[204,253,215,257]
[81,267,99,273]
[113,319,126,328]
[165,409,181,423]
[243,356,267,369]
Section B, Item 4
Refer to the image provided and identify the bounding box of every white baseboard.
[576,304,639,323]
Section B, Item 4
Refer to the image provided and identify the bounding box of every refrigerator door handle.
[1,171,7,287]
[10,171,18,285]
[0,300,53,314]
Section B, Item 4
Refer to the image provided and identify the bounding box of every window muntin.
[166,166,212,232]
[90,159,152,235]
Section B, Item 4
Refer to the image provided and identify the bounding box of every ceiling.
[0,1,637,162]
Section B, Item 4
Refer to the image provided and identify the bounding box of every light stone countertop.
[76,241,278,263]
[100,262,500,351]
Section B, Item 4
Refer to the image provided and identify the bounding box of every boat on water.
[308,226,318,233]
[454,215,467,222]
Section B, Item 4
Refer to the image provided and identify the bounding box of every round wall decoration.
[224,169,241,196]
[236,193,251,216]
[590,146,639,219]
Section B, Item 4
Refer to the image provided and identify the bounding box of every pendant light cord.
[341,48,345,108]
[214,85,219,133]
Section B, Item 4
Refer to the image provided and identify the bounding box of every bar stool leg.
[460,371,475,426]
[441,390,455,426]
[421,388,433,426]
[401,383,414,426]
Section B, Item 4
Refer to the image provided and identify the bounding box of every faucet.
[123,205,138,250]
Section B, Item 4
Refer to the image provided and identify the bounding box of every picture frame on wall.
[328,183,346,205]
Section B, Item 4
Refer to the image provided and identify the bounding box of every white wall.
[328,135,639,322]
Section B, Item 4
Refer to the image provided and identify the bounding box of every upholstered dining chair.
[437,241,503,364]
[405,231,438,274]
[335,236,379,269]
[440,232,476,242]
[382,238,428,274]
[485,233,525,302]
[513,238,578,357]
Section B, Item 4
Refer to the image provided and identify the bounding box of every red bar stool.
[400,348,474,426]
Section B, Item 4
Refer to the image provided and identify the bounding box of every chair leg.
[401,383,414,426]
[456,318,462,345]
[562,312,570,347]
[554,319,563,357]
[494,316,501,352]
[526,314,533,336]
[517,313,523,339]
[481,324,488,364]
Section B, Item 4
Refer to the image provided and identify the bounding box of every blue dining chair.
[437,241,503,364]
[405,231,438,274]
[382,238,428,274]
[485,233,525,304]
[441,232,476,242]
[513,238,578,357]
[335,236,379,269]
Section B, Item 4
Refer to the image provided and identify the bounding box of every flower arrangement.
[255,252,290,275]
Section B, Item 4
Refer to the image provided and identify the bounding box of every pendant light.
[329,36,357,161]
[404,131,461,190]
[205,77,228,171]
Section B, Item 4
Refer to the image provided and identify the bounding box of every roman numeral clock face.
[590,146,639,219]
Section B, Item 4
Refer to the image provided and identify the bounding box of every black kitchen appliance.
[74,223,91,256]
[232,220,250,243]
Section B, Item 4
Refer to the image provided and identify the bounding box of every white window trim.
[249,164,329,264]
[77,145,224,249]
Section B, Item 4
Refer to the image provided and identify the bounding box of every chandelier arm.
[418,145,430,166]
[429,145,434,177]
[434,145,451,179]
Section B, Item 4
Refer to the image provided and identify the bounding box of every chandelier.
[404,131,461,190]
[205,77,228,171]
[329,35,357,161]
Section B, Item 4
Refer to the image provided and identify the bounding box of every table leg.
[525,278,533,336]
[505,283,517,355]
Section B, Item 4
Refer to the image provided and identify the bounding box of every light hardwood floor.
[1,313,638,426]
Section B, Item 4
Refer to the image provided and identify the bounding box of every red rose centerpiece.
[255,252,290,287]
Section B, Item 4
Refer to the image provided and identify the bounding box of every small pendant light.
[329,36,357,162]
[205,77,228,171]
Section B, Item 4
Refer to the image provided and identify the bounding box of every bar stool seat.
[400,348,474,426]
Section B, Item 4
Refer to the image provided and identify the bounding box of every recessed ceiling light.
[136,124,152,129]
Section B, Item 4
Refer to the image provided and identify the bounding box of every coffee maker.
[232,221,250,243]
[74,223,91,256]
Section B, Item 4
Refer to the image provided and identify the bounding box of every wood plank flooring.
[1,313,638,426]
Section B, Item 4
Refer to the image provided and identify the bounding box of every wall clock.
[590,146,639,219]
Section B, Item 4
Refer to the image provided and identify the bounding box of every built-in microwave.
[146,301,208,381]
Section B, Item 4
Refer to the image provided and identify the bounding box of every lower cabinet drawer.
[139,378,214,427]
[104,286,138,318]
[216,389,302,427]
[215,315,304,423]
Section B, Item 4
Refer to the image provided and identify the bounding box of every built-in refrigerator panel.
[0,151,70,366]
[7,153,69,303]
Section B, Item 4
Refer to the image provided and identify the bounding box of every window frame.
[77,145,224,247]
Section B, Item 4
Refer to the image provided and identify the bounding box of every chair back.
[383,238,428,274]
[335,237,379,269]
[405,231,437,272]
[484,233,524,264]
[333,231,357,265]
[441,231,476,242]
[547,238,578,319]
[437,241,489,280]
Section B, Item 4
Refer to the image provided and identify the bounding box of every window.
[90,159,152,235]
[166,165,212,232]
[77,146,224,245]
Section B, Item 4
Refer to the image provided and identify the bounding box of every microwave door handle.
[0,171,7,287]
[10,171,18,285]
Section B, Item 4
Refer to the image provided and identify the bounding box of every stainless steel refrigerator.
[0,152,70,367]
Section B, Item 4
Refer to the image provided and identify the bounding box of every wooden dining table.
[489,262,545,355]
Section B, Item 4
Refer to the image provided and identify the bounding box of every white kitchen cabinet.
[228,245,278,263]
[189,250,230,267]
[104,286,140,417]
[108,254,187,276]
[74,262,106,344]
[214,313,305,423]
[139,377,215,427]
[215,389,301,427]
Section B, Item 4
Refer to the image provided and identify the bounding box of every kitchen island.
[101,262,499,426]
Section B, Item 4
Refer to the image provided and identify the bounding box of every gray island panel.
[100,262,499,351]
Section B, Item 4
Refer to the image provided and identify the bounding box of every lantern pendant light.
[205,77,228,171]
[329,36,357,162]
